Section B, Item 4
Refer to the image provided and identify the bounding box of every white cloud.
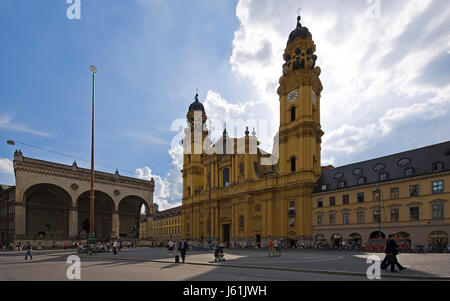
[228,0,450,165]
[0,158,14,175]
[138,0,450,208]
[135,144,183,211]
[0,113,49,137]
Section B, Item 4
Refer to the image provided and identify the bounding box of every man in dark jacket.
[179,238,187,263]
[382,234,406,272]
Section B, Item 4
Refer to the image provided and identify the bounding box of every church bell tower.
[278,15,323,182]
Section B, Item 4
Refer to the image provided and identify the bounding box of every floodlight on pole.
[88,65,98,245]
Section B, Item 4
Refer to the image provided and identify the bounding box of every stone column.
[112,212,120,239]
[214,207,219,240]
[68,208,78,239]
[14,203,26,239]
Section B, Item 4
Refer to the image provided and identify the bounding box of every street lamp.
[88,65,98,245]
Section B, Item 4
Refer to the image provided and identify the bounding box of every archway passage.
[369,231,386,239]
[77,191,114,241]
[118,196,148,239]
[24,184,72,239]
[349,233,362,245]
[331,233,342,247]
[428,230,448,250]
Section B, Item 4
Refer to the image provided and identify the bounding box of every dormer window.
[357,177,366,185]
[333,172,343,179]
[398,158,411,166]
[379,172,389,181]
[338,181,346,188]
[352,168,363,176]
[321,185,327,191]
[373,163,385,172]
[404,167,414,177]
[433,162,444,172]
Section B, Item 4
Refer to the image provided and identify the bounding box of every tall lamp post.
[375,184,381,239]
[88,65,98,244]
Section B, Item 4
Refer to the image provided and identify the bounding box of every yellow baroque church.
[182,16,323,247]
[181,16,450,248]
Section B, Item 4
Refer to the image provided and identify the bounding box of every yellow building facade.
[151,206,183,243]
[182,16,323,247]
[311,145,450,248]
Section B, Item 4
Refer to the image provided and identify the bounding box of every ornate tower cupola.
[187,92,207,130]
[277,14,323,180]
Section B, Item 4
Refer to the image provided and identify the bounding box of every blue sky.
[1,0,450,210]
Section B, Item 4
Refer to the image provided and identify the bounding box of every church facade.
[182,16,323,247]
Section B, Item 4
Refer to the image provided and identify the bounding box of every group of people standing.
[167,239,189,263]
[268,238,281,257]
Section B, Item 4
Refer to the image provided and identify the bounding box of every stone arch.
[349,232,362,245]
[118,195,148,239]
[76,190,115,241]
[369,230,386,239]
[331,233,342,246]
[428,230,448,249]
[23,183,73,239]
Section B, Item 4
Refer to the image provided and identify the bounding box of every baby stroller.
[214,245,225,262]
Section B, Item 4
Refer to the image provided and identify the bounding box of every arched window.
[290,106,296,122]
[291,157,296,172]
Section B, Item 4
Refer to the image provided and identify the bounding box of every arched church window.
[291,157,296,172]
[290,106,296,122]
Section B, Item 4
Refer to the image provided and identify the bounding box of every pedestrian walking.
[25,242,33,262]
[178,238,188,263]
[113,240,118,255]
[268,238,274,257]
[382,234,407,272]
[168,240,175,256]
[274,239,280,256]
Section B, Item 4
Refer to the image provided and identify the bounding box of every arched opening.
[290,157,296,172]
[290,106,296,121]
[369,231,385,239]
[331,233,342,247]
[349,232,362,245]
[315,233,326,244]
[77,191,114,242]
[428,230,448,250]
[118,195,148,240]
[24,184,72,239]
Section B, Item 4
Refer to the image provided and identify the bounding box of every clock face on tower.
[287,89,298,103]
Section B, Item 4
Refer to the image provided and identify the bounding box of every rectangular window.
[342,194,349,205]
[317,215,323,225]
[290,201,295,207]
[372,190,381,201]
[329,197,336,206]
[357,211,365,224]
[432,181,444,194]
[317,198,323,208]
[357,192,365,203]
[390,208,399,223]
[373,210,381,223]
[239,215,244,231]
[432,204,444,220]
[223,168,230,187]
[390,187,399,199]
[329,213,336,225]
[409,184,419,197]
[409,207,420,222]
[342,212,350,225]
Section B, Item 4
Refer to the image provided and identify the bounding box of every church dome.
[287,15,312,45]
[188,93,205,113]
